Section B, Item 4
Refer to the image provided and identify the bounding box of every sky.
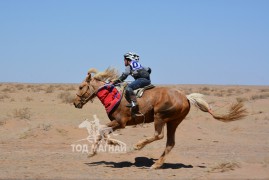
[0,0,268,85]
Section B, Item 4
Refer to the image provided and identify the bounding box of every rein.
[77,78,109,105]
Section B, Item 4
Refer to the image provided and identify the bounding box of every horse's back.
[142,86,190,120]
[145,86,187,101]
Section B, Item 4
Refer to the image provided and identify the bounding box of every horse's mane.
[88,67,119,82]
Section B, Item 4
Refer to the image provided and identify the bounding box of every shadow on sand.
[85,156,195,169]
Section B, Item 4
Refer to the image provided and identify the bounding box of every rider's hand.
[112,79,121,85]
[147,67,152,74]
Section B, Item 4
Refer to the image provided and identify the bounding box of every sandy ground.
[0,83,269,180]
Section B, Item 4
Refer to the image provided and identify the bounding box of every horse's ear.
[85,68,98,83]
[85,72,91,83]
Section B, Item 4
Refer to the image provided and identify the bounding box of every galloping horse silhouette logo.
[78,114,117,143]
[75,115,126,155]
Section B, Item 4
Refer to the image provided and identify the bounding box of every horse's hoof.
[108,140,120,146]
[150,163,162,169]
[87,152,96,158]
[133,144,143,150]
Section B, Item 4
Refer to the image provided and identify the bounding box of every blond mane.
[88,67,119,82]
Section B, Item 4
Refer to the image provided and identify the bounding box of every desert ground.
[0,83,269,179]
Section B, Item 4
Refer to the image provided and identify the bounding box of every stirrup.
[126,101,137,108]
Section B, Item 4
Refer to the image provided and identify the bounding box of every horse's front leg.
[106,119,123,131]
[134,120,165,150]
[88,135,102,158]
[99,124,121,146]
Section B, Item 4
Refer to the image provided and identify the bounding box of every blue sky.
[0,0,268,85]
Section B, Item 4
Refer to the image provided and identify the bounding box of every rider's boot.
[126,94,138,108]
[125,87,139,114]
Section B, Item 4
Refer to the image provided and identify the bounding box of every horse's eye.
[79,86,83,90]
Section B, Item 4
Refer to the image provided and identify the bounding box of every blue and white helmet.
[124,52,140,61]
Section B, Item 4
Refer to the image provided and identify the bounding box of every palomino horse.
[73,67,247,169]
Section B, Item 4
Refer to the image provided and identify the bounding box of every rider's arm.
[112,66,131,84]
[118,66,131,82]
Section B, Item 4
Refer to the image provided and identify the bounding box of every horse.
[73,67,248,169]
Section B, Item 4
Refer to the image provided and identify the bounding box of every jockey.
[113,52,151,109]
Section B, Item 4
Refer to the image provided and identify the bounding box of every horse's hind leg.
[151,120,180,169]
[133,120,165,150]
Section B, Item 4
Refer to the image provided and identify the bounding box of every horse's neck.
[93,80,106,90]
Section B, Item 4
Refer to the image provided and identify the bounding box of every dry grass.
[0,94,10,101]
[45,85,55,93]
[25,96,33,102]
[57,85,66,91]
[213,92,224,97]
[14,84,25,91]
[56,85,76,91]
[65,85,76,91]
[177,87,193,95]
[37,123,52,131]
[177,86,255,98]
[56,128,68,136]
[27,85,45,92]
[227,88,235,94]
[198,87,211,95]
[13,108,31,120]
[0,120,6,126]
[264,115,269,121]
[250,93,269,100]
[58,92,75,104]
[208,161,241,173]
[19,128,36,139]
[260,88,269,93]
[23,84,77,93]
[236,97,248,103]
[1,87,16,93]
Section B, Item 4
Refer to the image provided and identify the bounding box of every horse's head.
[73,69,102,109]
[73,67,119,109]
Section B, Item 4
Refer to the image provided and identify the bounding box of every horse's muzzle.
[73,102,83,109]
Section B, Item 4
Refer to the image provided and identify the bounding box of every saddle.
[115,83,155,98]
[134,84,155,98]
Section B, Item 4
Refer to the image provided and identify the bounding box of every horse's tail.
[186,93,248,122]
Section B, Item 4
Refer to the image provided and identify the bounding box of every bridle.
[76,83,97,105]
